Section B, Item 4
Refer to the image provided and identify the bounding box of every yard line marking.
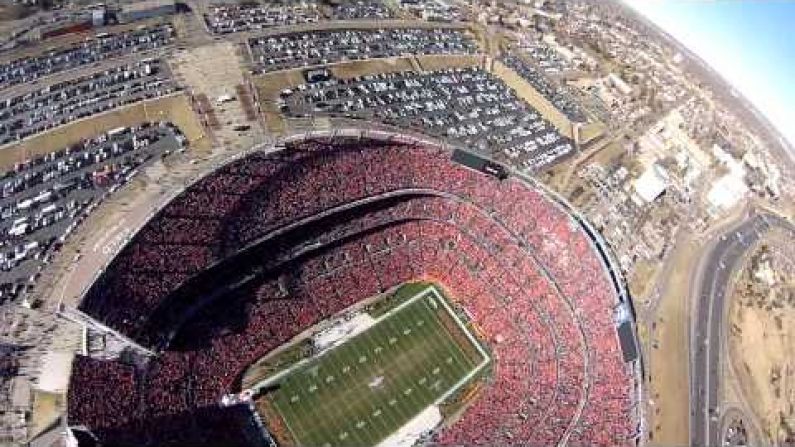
[255,286,490,446]
[353,316,407,441]
[321,343,372,447]
[417,288,491,405]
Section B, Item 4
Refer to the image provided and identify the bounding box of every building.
[633,163,669,204]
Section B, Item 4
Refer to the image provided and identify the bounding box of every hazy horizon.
[625,0,795,149]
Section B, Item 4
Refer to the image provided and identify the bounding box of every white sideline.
[249,286,490,419]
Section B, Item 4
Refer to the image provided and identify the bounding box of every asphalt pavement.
[690,211,794,447]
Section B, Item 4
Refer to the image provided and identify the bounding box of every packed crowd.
[204,2,321,35]
[282,68,574,171]
[0,59,179,145]
[68,356,262,447]
[0,123,184,304]
[502,53,588,123]
[249,28,477,74]
[0,25,174,90]
[71,138,639,446]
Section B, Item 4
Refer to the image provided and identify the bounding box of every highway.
[690,211,793,447]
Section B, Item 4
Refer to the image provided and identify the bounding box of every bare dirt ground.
[253,69,307,135]
[644,233,697,446]
[628,259,658,300]
[0,93,208,170]
[28,391,62,440]
[728,233,795,445]
[578,121,607,145]
[170,42,267,152]
[414,54,483,72]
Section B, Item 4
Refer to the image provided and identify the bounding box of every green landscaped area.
[255,286,488,447]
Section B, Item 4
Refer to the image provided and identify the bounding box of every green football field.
[261,287,488,447]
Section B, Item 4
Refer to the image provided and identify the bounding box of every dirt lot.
[0,93,207,170]
[645,233,696,446]
[628,259,659,301]
[170,42,267,152]
[414,54,483,72]
[253,69,306,135]
[28,390,62,439]
[728,233,795,445]
[578,121,607,145]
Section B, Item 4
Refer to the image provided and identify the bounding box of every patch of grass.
[258,287,487,447]
[366,281,431,319]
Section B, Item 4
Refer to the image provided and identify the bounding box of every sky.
[623,0,795,148]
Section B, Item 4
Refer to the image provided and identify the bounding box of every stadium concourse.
[65,132,642,446]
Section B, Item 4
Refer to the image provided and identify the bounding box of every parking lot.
[330,1,394,20]
[0,123,185,303]
[280,67,574,171]
[203,0,403,35]
[399,0,469,22]
[0,59,180,146]
[249,28,477,73]
[502,54,587,123]
[204,2,321,35]
[0,24,175,90]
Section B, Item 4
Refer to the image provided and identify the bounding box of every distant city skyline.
[624,0,795,149]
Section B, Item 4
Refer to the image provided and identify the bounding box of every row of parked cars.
[204,2,321,34]
[399,0,469,22]
[0,59,180,146]
[0,24,175,91]
[330,0,394,20]
[205,0,403,34]
[249,27,477,73]
[0,123,185,303]
[280,67,573,172]
[502,53,588,123]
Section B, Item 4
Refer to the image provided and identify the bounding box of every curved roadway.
[690,210,794,447]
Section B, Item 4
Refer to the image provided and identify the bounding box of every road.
[690,210,793,447]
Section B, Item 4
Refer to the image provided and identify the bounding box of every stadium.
[64,130,643,447]
[6,1,795,446]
